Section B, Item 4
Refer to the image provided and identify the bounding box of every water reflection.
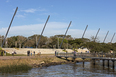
[0,61,116,77]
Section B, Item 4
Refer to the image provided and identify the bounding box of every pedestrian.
[12,51,14,56]
[33,51,35,56]
[29,50,30,56]
[27,51,28,56]
[14,51,16,54]
[4,51,6,56]
[1,51,3,56]
[74,51,76,56]
[55,51,56,56]
[31,51,32,56]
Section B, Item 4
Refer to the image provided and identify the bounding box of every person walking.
[33,51,35,56]
[27,50,29,56]
[74,51,76,57]
[1,51,3,56]
[31,51,32,56]
[29,50,30,56]
[4,51,6,56]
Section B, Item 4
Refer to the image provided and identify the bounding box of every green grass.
[13,54,26,56]
[0,63,32,73]
[1,52,26,56]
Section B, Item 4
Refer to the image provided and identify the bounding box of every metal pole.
[57,37,59,49]
[2,7,18,47]
[82,25,88,39]
[59,21,72,48]
[110,33,115,43]
[94,28,100,42]
[36,15,50,48]
[103,31,109,43]
[0,36,2,47]
[67,41,68,49]
[36,35,37,48]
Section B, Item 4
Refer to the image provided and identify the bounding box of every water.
[0,60,116,77]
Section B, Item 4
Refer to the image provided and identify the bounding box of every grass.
[0,64,32,73]
[0,54,91,73]
[0,55,67,73]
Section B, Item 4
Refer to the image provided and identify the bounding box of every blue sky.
[0,0,116,43]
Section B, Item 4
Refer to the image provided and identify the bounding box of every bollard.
[103,60,105,66]
[107,60,109,67]
[112,60,115,69]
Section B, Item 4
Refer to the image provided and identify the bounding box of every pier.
[55,52,116,69]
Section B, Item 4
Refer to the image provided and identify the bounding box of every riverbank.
[0,55,91,73]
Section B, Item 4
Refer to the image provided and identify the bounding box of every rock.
[40,61,45,64]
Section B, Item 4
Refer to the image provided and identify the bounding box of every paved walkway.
[0,55,55,60]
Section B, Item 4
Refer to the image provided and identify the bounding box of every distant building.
[77,48,90,53]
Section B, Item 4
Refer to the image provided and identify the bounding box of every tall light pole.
[57,37,59,49]
[36,35,37,48]
[67,40,68,49]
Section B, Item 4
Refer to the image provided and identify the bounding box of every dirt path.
[0,55,55,60]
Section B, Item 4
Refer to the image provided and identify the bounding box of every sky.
[0,0,116,43]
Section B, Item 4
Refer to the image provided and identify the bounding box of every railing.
[55,52,116,58]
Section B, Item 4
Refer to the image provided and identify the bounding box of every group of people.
[55,51,58,56]
[27,50,35,56]
[12,51,16,56]
[0,50,6,56]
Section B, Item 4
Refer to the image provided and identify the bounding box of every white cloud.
[21,8,46,13]
[0,22,115,43]
[0,22,68,37]
[21,9,37,13]
[16,14,25,18]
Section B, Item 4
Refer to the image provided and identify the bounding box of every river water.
[0,60,116,77]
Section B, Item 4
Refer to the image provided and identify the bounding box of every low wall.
[2,48,73,55]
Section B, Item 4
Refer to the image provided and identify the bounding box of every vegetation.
[0,55,67,73]
[1,35,116,53]
[0,64,32,73]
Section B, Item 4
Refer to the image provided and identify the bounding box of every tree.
[90,36,100,42]
[7,36,18,48]
[49,36,57,48]
[17,36,27,48]
[28,35,47,48]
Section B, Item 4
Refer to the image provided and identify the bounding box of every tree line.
[0,35,116,53]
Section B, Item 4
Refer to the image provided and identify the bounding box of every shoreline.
[31,58,91,68]
[0,55,91,73]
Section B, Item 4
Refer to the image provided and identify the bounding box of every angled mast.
[82,25,88,39]
[2,7,18,47]
[94,28,100,42]
[59,21,72,48]
[110,33,115,43]
[36,15,50,48]
[103,31,109,43]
